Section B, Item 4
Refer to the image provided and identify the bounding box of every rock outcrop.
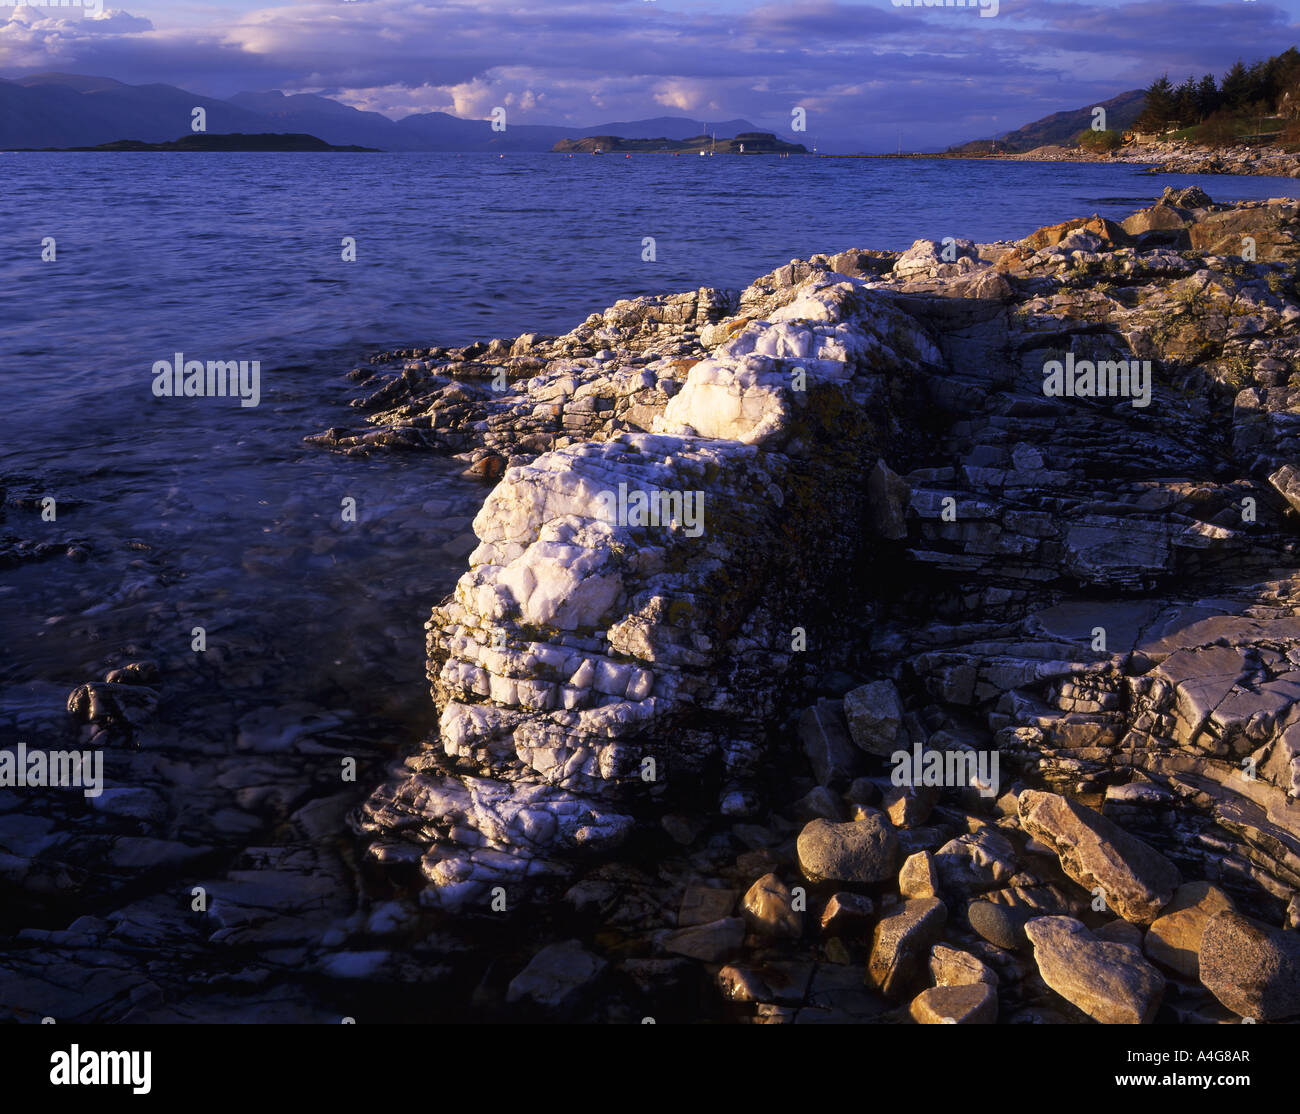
[326,189,1300,1021]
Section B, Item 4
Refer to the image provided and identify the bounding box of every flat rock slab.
[717,961,814,1006]
[1025,916,1166,1024]
[1199,910,1300,1020]
[1017,790,1180,923]
[678,885,738,927]
[662,917,746,963]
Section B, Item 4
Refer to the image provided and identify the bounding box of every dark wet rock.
[819,891,876,939]
[968,899,1035,951]
[792,785,846,822]
[717,960,814,1006]
[66,680,158,732]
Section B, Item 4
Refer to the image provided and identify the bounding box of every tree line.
[1136,46,1300,136]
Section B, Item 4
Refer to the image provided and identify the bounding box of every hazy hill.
[2,73,272,147]
[949,89,1146,153]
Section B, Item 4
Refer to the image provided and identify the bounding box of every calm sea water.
[0,152,1295,738]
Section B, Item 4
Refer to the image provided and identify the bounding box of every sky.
[1,0,1299,150]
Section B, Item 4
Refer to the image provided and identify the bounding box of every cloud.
[0,0,1297,150]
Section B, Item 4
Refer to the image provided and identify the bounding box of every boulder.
[1188,206,1300,261]
[1025,916,1166,1024]
[1022,215,1130,252]
[909,982,997,1024]
[899,850,940,899]
[797,814,899,885]
[842,681,906,756]
[798,699,859,785]
[968,899,1034,951]
[1017,790,1180,923]
[933,827,1019,895]
[1121,204,1191,236]
[1144,881,1234,979]
[1199,911,1300,1020]
[867,897,948,999]
[742,873,802,938]
[930,944,998,987]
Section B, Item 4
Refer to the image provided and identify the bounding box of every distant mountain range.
[0,72,765,152]
[949,89,1147,153]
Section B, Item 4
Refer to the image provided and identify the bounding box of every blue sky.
[2,0,1299,149]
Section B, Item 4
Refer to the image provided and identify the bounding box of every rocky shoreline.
[320,184,1300,1022]
[5,186,1300,1024]
[998,139,1300,178]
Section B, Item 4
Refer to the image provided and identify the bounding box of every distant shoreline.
[2,132,378,153]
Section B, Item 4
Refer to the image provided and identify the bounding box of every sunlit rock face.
[354,269,943,910]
